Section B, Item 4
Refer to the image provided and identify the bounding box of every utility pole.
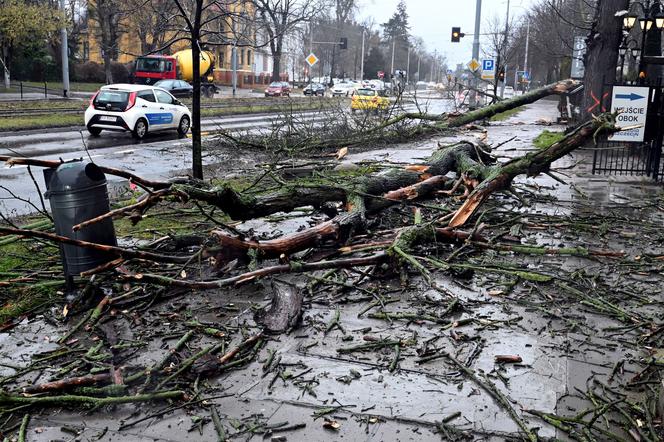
[232,46,237,97]
[471,0,482,107]
[406,46,410,86]
[309,22,314,83]
[60,0,70,97]
[360,28,365,81]
[430,50,436,81]
[499,0,510,98]
[390,40,396,75]
[523,19,530,91]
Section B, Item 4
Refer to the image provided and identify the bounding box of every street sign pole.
[471,0,482,108]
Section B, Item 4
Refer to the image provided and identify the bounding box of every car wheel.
[87,127,102,137]
[177,115,190,138]
[132,118,148,140]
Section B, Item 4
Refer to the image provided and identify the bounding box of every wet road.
[0,95,454,217]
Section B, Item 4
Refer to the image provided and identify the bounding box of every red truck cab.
[134,55,177,85]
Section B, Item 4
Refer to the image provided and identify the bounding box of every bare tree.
[87,0,127,83]
[128,0,180,55]
[253,0,330,82]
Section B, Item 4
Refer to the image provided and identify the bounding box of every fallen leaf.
[180,270,187,278]
[323,420,341,431]
[336,147,348,160]
[62,304,69,317]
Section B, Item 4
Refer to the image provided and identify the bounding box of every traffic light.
[498,67,505,82]
[451,27,463,43]
[339,37,348,50]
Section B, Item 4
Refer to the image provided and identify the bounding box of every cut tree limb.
[0,227,191,265]
[448,114,619,227]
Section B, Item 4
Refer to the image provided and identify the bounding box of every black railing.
[3,81,66,99]
[591,80,664,181]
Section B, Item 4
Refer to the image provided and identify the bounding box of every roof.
[100,84,161,92]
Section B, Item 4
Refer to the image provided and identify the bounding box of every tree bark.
[190,0,203,180]
[582,0,627,120]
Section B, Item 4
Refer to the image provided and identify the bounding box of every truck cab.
[134,55,177,85]
[133,51,217,97]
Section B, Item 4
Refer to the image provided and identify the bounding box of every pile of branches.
[2,79,653,441]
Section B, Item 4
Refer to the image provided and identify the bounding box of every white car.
[85,84,192,140]
[330,82,355,97]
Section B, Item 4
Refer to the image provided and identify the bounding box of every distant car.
[351,88,390,112]
[331,82,354,97]
[153,79,194,98]
[368,80,386,91]
[265,81,291,97]
[303,82,326,96]
[85,84,191,140]
[503,86,515,98]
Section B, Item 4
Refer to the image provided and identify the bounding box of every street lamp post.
[622,0,664,81]
[360,28,365,81]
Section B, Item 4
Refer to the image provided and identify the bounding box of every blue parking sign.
[482,59,494,71]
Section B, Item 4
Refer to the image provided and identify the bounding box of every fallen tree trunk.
[207,141,489,265]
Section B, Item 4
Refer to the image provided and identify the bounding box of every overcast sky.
[358,0,536,68]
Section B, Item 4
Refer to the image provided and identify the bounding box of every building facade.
[84,0,281,87]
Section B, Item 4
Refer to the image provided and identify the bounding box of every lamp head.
[624,15,638,29]
[639,17,654,31]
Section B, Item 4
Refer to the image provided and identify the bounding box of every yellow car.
[351,88,390,112]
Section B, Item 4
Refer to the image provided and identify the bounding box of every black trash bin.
[44,161,117,283]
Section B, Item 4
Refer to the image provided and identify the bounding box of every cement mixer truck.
[133,49,218,97]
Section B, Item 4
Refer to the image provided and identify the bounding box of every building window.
[247,50,252,66]
[240,49,245,66]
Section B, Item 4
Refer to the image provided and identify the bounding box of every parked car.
[85,84,191,140]
[331,82,354,97]
[153,79,194,98]
[303,82,326,96]
[265,81,291,97]
[503,86,515,98]
[351,88,390,112]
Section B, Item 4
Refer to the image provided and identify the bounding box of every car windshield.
[356,89,375,96]
[154,81,171,87]
[136,57,167,73]
[269,82,282,87]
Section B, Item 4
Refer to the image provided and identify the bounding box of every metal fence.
[592,139,664,181]
[591,80,664,181]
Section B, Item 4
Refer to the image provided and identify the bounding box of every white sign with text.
[609,86,650,142]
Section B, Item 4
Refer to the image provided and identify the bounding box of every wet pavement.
[0,98,452,217]
[1,98,663,441]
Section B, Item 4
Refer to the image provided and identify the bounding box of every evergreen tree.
[381,0,410,44]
